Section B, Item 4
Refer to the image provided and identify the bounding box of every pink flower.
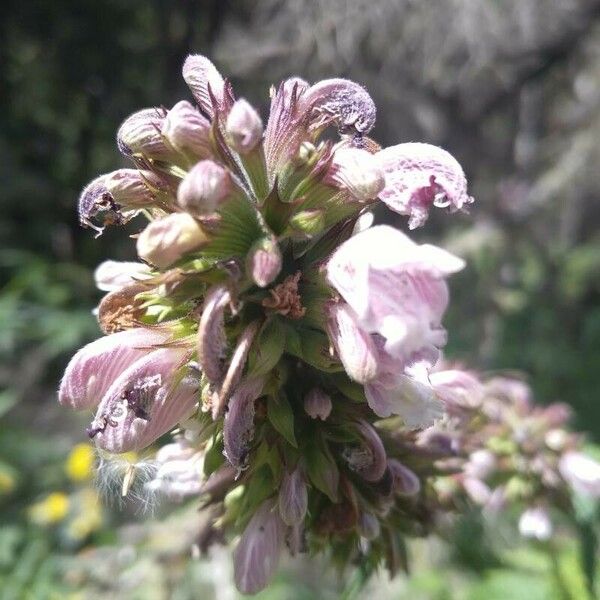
[327,225,464,366]
[233,499,285,594]
[278,466,308,526]
[326,225,463,427]
[88,348,197,453]
[376,142,473,229]
[430,369,484,410]
[59,328,169,410]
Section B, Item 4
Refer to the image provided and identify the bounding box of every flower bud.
[325,148,385,201]
[278,467,308,526]
[177,160,232,215]
[117,108,171,159]
[358,512,380,540]
[89,348,198,453]
[106,169,170,208]
[388,459,421,497]
[136,213,209,269]
[233,500,285,594]
[162,100,212,158]
[288,209,326,237]
[59,328,168,410]
[430,369,483,410]
[223,377,265,470]
[226,99,264,154]
[94,260,152,292]
[519,507,552,541]
[303,388,332,420]
[343,420,387,482]
[246,237,282,287]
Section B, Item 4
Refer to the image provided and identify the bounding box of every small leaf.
[248,318,286,377]
[267,393,298,448]
[305,434,339,502]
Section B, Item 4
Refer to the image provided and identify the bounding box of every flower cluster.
[59,55,598,594]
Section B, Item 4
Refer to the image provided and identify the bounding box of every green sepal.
[287,328,342,373]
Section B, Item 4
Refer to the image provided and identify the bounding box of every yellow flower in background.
[29,492,70,525]
[66,443,95,482]
[0,463,16,495]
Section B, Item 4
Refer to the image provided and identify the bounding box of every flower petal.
[223,377,265,470]
[376,142,473,229]
[182,55,231,119]
[326,303,379,383]
[59,328,168,410]
[365,373,443,428]
[233,499,285,594]
[90,348,197,453]
[94,260,152,292]
[299,78,376,135]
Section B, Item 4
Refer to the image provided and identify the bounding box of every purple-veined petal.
[90,348,197,453]
[263,77,310,178]
[233,499,285,594]
[182,55,231,119]
[177,160,232,215]
[376,142,473,229]
[116,107,170,159]
[326,303,378,384]
[197,285,231,385]
[59,328,169,410]
[222,376,265,470]
[299,78,376,135]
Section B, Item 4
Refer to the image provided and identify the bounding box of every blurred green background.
[1,1,600,598]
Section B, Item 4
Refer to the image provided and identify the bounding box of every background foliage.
[1,1,600,597]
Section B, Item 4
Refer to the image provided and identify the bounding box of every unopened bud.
[247,238,282,287]
[289,209,326,236]
[463,477,492,505]
[278,467,308,526]
[303,388,332,420]
[104,169,168,209]
[136,213,209,269]
[388,459,420,497]
[177,160,231,215]
[162,100,212,158]
[117,108,171,159]
[233,500,285,595]
[325,148,385,201]
[226,99,263,154]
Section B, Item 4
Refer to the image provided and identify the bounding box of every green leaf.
[247,318,286,377]
[305,434,339,502]
[267,393,298,448]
